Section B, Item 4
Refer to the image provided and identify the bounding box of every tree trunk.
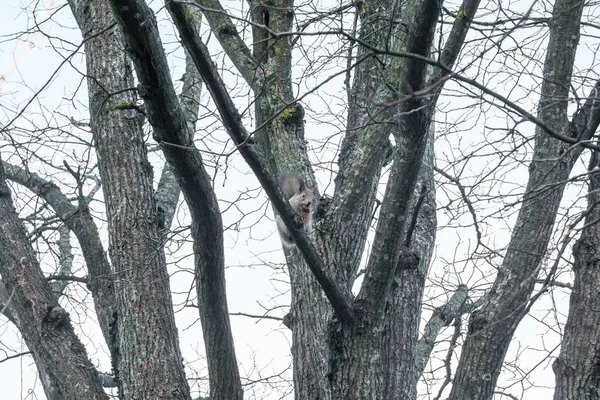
[0,158,108,400]
[553,151,600,399]
[449,0,588,397]
[106,1,243,398]
[68,0,192,398]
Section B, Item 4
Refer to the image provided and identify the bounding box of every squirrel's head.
[297,186,313,214]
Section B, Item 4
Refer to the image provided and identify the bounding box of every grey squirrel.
[276,174,315,248]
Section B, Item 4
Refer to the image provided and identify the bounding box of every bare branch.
[414,285,469,377]
[184,0,258,88]
[2,161,114,341]
[168,0,356,325]
[229,312,283,322]
[0,351,32,365]
[49,226,74,297]
[435,167,482,246]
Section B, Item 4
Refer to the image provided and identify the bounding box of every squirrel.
[275,174,315,248]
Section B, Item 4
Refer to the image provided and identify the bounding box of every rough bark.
[324,0,441,396]
[106,1,243,398]
[382,123,438,399]
[334,0,399,297]
[68,0,191,398]
[0,158,108,400]
[2,161,115,343]
[448,0,594,398]
[247,1,337,398]
[553,151,600,400]
[171,0,477,397]
[378,0,481,393]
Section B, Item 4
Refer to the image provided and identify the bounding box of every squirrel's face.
[299,193,312,213]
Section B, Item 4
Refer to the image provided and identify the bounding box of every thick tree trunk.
[175,0,470,397]
[0,159,108,400]
[553,152,600,399]
[245,1,337,398]
[107,1,243,398]
[68,0,192,398]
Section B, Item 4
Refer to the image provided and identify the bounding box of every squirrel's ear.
[297,180,306,193]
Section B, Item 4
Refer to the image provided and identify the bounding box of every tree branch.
[414,285,469,377]
[0,282,16,323]
[182,0,258,88]
[155,8,204,232]
[0,155,107,399]
[357,0,440,318]
[49,226,74,297]
[2,161,115,343]
[108,1,244,397]
[168,0,356,325]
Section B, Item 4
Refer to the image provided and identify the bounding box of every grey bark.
[0,157,108,400]
[553,150,600,399]
[106,1,242,398]
[2,161,115,343]
[448,0,598,398]
[171,0,478,397]
[68,0,192,398]
[156,9,204,232]
[49,226,73,297]
[414,285,469,378]
[381,125,438,399]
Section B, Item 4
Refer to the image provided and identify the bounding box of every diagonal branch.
[108,0,242,397]
[414,285,469,377]
[155,9,204,232]
[357,0,441,318]
[169,0,356,325]
[183,0,258,88]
